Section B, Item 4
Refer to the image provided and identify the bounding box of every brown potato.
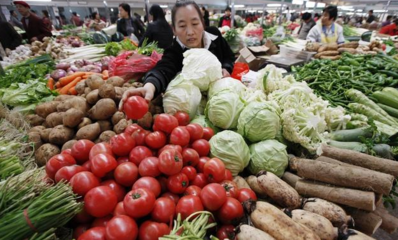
[99,130,116,142]
[86,75,105,89]
[88,98,117,120]
[35,143,60,166]
[78,117,93,129]
[57,96,89,113]
[112,111,125,125]
[40,128,53,143]
[97,120,113,132]
[29,126,46,134]
[28,131,42,151]
[49,125,75,145]
[106,76,125,87]
[75,81,86,95]
[137,112,153,129]
[62,140,78,151]
[35,101,60,118]
[99,84,116,99]
[63,108,84,128]
[86,89,100,105]
[26,114,45,126]
[45,112,64,128]
[114,119,128,134]
[76,123,101,141]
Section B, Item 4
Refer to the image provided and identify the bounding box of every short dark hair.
[202,6,206,11]
[394,18,398,25]
[323,6,338,21]
[42,10,49,18]
[91,12,98,20]
[119,3,131,17]
[171,1,204,27]
[387,15,393,20]
[72,12,77,16]
[225,7,231,12]
[10,10,14,15]
[149,4,165,22]
[302,12,312,21]
[369,10,373,14]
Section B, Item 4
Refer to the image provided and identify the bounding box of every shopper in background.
[307,6,344,44]
[134,13,145,29]
[42,10,52,30]
[298,12,316,40]
[14,1,52,42]
[314,13,320,22]
[382,15,393,27]
[366,10,375,24]
[218,7,237,28]
[0,18,22,50]
[9,10,24,29]
[89,12,106,31]
[121,0,234,103]
[379,18,398,36]
[117,3,145,39]
[139,4,173,49]
[201,6,210,27]
[71,12,83,27]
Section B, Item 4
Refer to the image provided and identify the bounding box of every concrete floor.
[373,202,398,240]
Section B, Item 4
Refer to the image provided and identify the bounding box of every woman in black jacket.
[117,3,145,39]
[139,4,173,49]
[120,1,235,103]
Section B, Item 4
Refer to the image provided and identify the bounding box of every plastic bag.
[109,50,162,81]
[231,62,250,81]
[246,28,263,41]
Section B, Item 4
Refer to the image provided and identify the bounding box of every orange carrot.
[58,77,82,95]
[68,86,77,95]
[47,78,55,90]
[102,70,109,80]
[54,82,61,89]
[59,72,86,86]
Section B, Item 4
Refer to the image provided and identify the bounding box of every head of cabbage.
[237,101,281,143]
[205,91,245,130]
[163,75,202,120]
[190,115,220,133]
[208,77,247,99]
[209,130,250,176]
[249,139,288,177]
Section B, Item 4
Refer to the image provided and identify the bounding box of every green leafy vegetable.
[105,42,122,56]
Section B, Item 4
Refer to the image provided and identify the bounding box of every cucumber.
[377,103,398,118]
[329,127,373,142]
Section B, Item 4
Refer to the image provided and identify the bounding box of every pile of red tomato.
[45,110,257,240]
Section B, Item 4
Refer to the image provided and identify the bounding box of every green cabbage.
[249,140,288,177]
[237,102,281,143]
[190,115,220,133]
[205,91,245,129]
[209,130,250,176]
[208,77,247,99]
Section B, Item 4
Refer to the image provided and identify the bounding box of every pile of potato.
[306,41,382,60]
[26,74,162,166]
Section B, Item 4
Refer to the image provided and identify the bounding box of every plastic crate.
[279,45,316,61]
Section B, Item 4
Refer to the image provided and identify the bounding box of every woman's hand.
[222,68,230,78]
[119,83,156,110]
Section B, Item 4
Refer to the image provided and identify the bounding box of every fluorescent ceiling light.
[160,5,168,8]
[233,5,245,8]
[356,9,363,12]
[306,1,325,8]
[292,0,304,4]
[24,0,52,2]
[338,6,353,9]
[267,4,281,7]
[103,0,107,6]
[111,8,113,12]
[258,10,263,13]
[374,10,387,13]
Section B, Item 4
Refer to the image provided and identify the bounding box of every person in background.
[382,15,393,27]
[307,6,344,44]
[314,13,320,22]
[379,18,398,36]
[219,7,237,28]
[54,16,63,30]
[121,0,234,103]
[89,12,106,31]
[139,4,173,49]
[298,12,316,40]
[9,10,24,29]
[134,13,145,28]
[367,10,375,24]
[42,10,52,30]
[117,3,145,39]
[0,18,22,50]
[201,6,210,27]
[71,12,83,26]
[14,1,52,42]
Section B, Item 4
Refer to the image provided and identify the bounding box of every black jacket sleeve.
[218,16,223,27]
[206,26,235,73]
[135,18,146,38]
[116,19,124,36]
[7,23,22,49]
[139,23,152,47]
[36,18,52,41]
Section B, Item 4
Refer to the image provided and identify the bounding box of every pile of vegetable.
[54,35,85,48]
[0,45,32,68]
[343,25,360,37]
[105,38,164,57]
[222,28,242,53]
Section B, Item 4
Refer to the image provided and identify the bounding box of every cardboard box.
[235,40,278,71]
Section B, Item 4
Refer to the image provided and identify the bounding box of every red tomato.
[169,126,190,147]
[132,176,161,197]
[237,188,257,203]
[110,133,136,157]
[78,227,106,240]
[124,123,143,135]
[117,156,129,165]
[138,221,170,240]
[145,131,167,149]
[181,166,197,181]
[217,197,244,224]
[216,225,236,240]
[73,206,94,224]
[82,160,91,171]
[131,129,149,146]
[70,171,100,196]
[138,157,161,177]
[182,148,200,167]
[174,112,190,126]
[221,180,239,198]
[167,173,189,194]
[62,149,72,155]
[54,165,87,183]
[176,195,204,220]
[123,96,148,120]
[84,186,118,218]
[158,149,183,176]
[114,162,138,187]
[200,183,227,211]
[204,158,225,183]
[224,169,233,181]
[101,180,126,202]
[123,188,155,218]
[89,143,113,160]
[158,145,183,155]
[157,176,168,193]
[190,173,208,188]
[161,192,180,205]
[202,127,214,141]
[191,139,210,157]
[90,153,117,178]
[45,154,76,179]
[184,185,202,196]
[151,197,176,223]
[197,157,210,173]
[91,215,113,227]
[73,224,90,239]
[129,146,152,166]
[153,113,179,134]
[72,140,95,163]
[186,123,204,142]
[113,202,127,216]
[105,215,138,240]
